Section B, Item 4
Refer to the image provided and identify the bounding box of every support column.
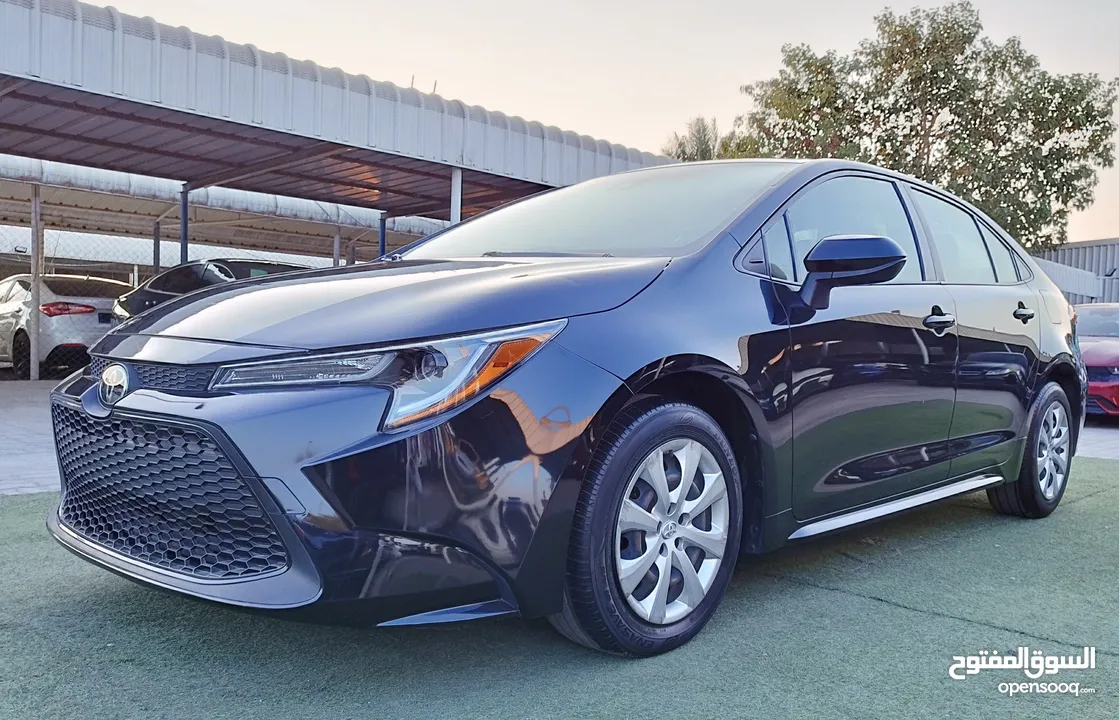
[450,167,462,225]
[378,216,387,257]
[179,185,189,264]
[28,184,43,381]
[332,227,341,267]
[152,220,161,274]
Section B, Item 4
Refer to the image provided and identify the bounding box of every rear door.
[769,172,959,521]
[908,189,1040,477]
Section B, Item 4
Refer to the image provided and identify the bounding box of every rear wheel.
[987,382,1072,518]
[11,332,30,380]
[548,401,743,656]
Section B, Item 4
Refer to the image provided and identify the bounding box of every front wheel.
[548,401,743,656]
[988,382,1073,518]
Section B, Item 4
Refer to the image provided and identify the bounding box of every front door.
[908,189,1040,478]
[759,172,959,521]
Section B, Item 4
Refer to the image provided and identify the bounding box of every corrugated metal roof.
[0,154,443,258]
[1033,257,1101,300]
[0,225,338,273]
[0,0,670,219]
[1042,239,1119,302]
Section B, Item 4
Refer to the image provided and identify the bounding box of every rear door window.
[979,225,1019,284]
[911,191,996,284]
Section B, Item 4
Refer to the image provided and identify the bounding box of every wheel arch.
[595,354,775,554]
[1038,354,1084,453]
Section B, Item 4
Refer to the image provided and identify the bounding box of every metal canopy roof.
[0,0,669,220]
[0,155,445,260]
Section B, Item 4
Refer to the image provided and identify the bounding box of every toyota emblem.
[99,364,130,406]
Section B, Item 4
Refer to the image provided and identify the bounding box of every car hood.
[1079,336,1119,366]
[98,256,668,351]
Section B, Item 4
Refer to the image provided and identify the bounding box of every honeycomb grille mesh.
[87,357,215,393]
[53,403,288,580]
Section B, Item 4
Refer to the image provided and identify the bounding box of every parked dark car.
[49,160,1086,656]
[111,258,308,319]
[1074,303,1119,415]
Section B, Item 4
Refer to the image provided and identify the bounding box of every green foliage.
[699,2,1118,250]
[663,116,724,162]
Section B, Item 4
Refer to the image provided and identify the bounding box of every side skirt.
[787,474,1003,540]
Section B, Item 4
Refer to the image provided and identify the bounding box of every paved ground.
[1,458,1115,719]
[0,381,60,495]
[2,380,1117,495]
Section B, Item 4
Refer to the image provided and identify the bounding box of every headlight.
[210,319,566,430]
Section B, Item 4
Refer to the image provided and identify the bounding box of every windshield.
[1077,305,1119,337]
[43,277,129,298]
[403,161,797,259]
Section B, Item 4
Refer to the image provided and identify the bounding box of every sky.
[106,0,1119,242]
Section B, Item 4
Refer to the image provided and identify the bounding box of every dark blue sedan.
[48,159,1086,656]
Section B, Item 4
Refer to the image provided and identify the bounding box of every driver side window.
[784,176,924,283]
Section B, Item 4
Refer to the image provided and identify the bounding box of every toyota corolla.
[48,159,1086,656]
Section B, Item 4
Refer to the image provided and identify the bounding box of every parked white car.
[0,274,130,378]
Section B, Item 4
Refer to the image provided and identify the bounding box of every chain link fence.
[0,211,346,381]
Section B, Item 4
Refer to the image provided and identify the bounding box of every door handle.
[923,312,956,330]
[1013,304,1035,323]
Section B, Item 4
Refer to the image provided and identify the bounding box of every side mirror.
[800,234,907,310]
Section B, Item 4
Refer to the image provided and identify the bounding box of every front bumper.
[47,339,624,624]
[1086,380,1119,416]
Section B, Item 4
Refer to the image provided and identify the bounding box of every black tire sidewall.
[12,333,30,380]
[1019,383,1072,514]
[579,403,743,655]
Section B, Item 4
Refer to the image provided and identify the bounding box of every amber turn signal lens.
[387,335,545,428]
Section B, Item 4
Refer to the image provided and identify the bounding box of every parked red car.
[1076,303,1119,415]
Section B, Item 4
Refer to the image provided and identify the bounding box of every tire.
[987,382,1073,518]
[11,331,30,380]
[548,401,743,656]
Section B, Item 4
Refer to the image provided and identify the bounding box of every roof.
[0,0,670,220]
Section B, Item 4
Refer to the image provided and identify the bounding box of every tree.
[663,116,724,162]
[715,2,1118,250]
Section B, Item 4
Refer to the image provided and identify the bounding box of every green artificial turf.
[1,458,1116,719]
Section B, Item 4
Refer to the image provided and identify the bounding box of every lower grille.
[52,403,289,580]
[1087,396,1116,414]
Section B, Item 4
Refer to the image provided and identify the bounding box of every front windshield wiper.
[480,251,613,258]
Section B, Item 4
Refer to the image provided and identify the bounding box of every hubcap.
[613,438,730,625]
[1036,401,1070,501]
